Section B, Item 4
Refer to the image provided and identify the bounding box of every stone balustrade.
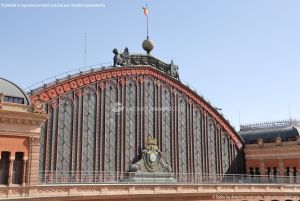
[0,183,300,201]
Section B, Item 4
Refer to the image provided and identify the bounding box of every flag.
[142,6,148,16]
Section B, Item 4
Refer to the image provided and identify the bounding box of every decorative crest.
[129,135,172,174]
[146,136,157,146]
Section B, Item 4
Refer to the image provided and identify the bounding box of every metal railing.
[25,62,112,93]
[23,61,239,130]
[38,171,300,185]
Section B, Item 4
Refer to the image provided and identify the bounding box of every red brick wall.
[246,159,260,168]
[0,135,29,158]
[264,159,279,168]
[284,159,298,168]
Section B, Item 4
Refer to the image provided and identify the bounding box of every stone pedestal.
[125,137,175,183]
[123,172,176,183]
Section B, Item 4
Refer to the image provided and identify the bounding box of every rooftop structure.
[0,78,30,105]
[239,119,300,144]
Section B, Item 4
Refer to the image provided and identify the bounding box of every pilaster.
[279,159,284,176]
[246,167,251,174]
[22,157,28,186]
[8,156,15,186]
[28,137,41,186]
[260,159,265,175]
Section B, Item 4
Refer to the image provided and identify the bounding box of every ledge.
[0,183,300,200]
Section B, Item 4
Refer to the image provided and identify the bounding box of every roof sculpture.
[113,47,180,80]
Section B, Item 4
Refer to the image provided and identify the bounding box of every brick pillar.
[28,137,40,186]
[8,156,15,186]
[260,160,265,175]
[22,157,28,186]
[246,167,250,174]
[279,159,284,176]
[259,160,266,182]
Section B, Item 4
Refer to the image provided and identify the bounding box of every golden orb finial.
[142,38,154,55]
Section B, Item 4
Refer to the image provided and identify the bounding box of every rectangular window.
[3,96,24,104]
[286,167,290,176]
[0,152,10,185]
[293,167,297,177]
[12,152,24,185]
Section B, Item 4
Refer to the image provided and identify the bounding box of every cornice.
[0,109,47,126]
[245,141,300,148]
[1,183,300,200]
[1,102,32,112]
[245,146,300,159]
[0,130,40,138]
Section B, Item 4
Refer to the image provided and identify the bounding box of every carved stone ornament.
[124,137,176,183]
[33,98,45,114]
[275,137,282,146]
[257,138,264,147]
[30,137,41,145]
[130,137,172,173]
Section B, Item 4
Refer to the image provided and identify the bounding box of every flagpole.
[147,14,149,39]
[146,2,149,39]
[142,2,154,55]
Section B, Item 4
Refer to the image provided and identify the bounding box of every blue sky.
[1,0,300,130]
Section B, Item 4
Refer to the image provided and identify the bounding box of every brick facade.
[244,136,300,177]
[0,94,47,186]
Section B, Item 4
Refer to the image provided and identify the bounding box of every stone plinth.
[123,172,176,183]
